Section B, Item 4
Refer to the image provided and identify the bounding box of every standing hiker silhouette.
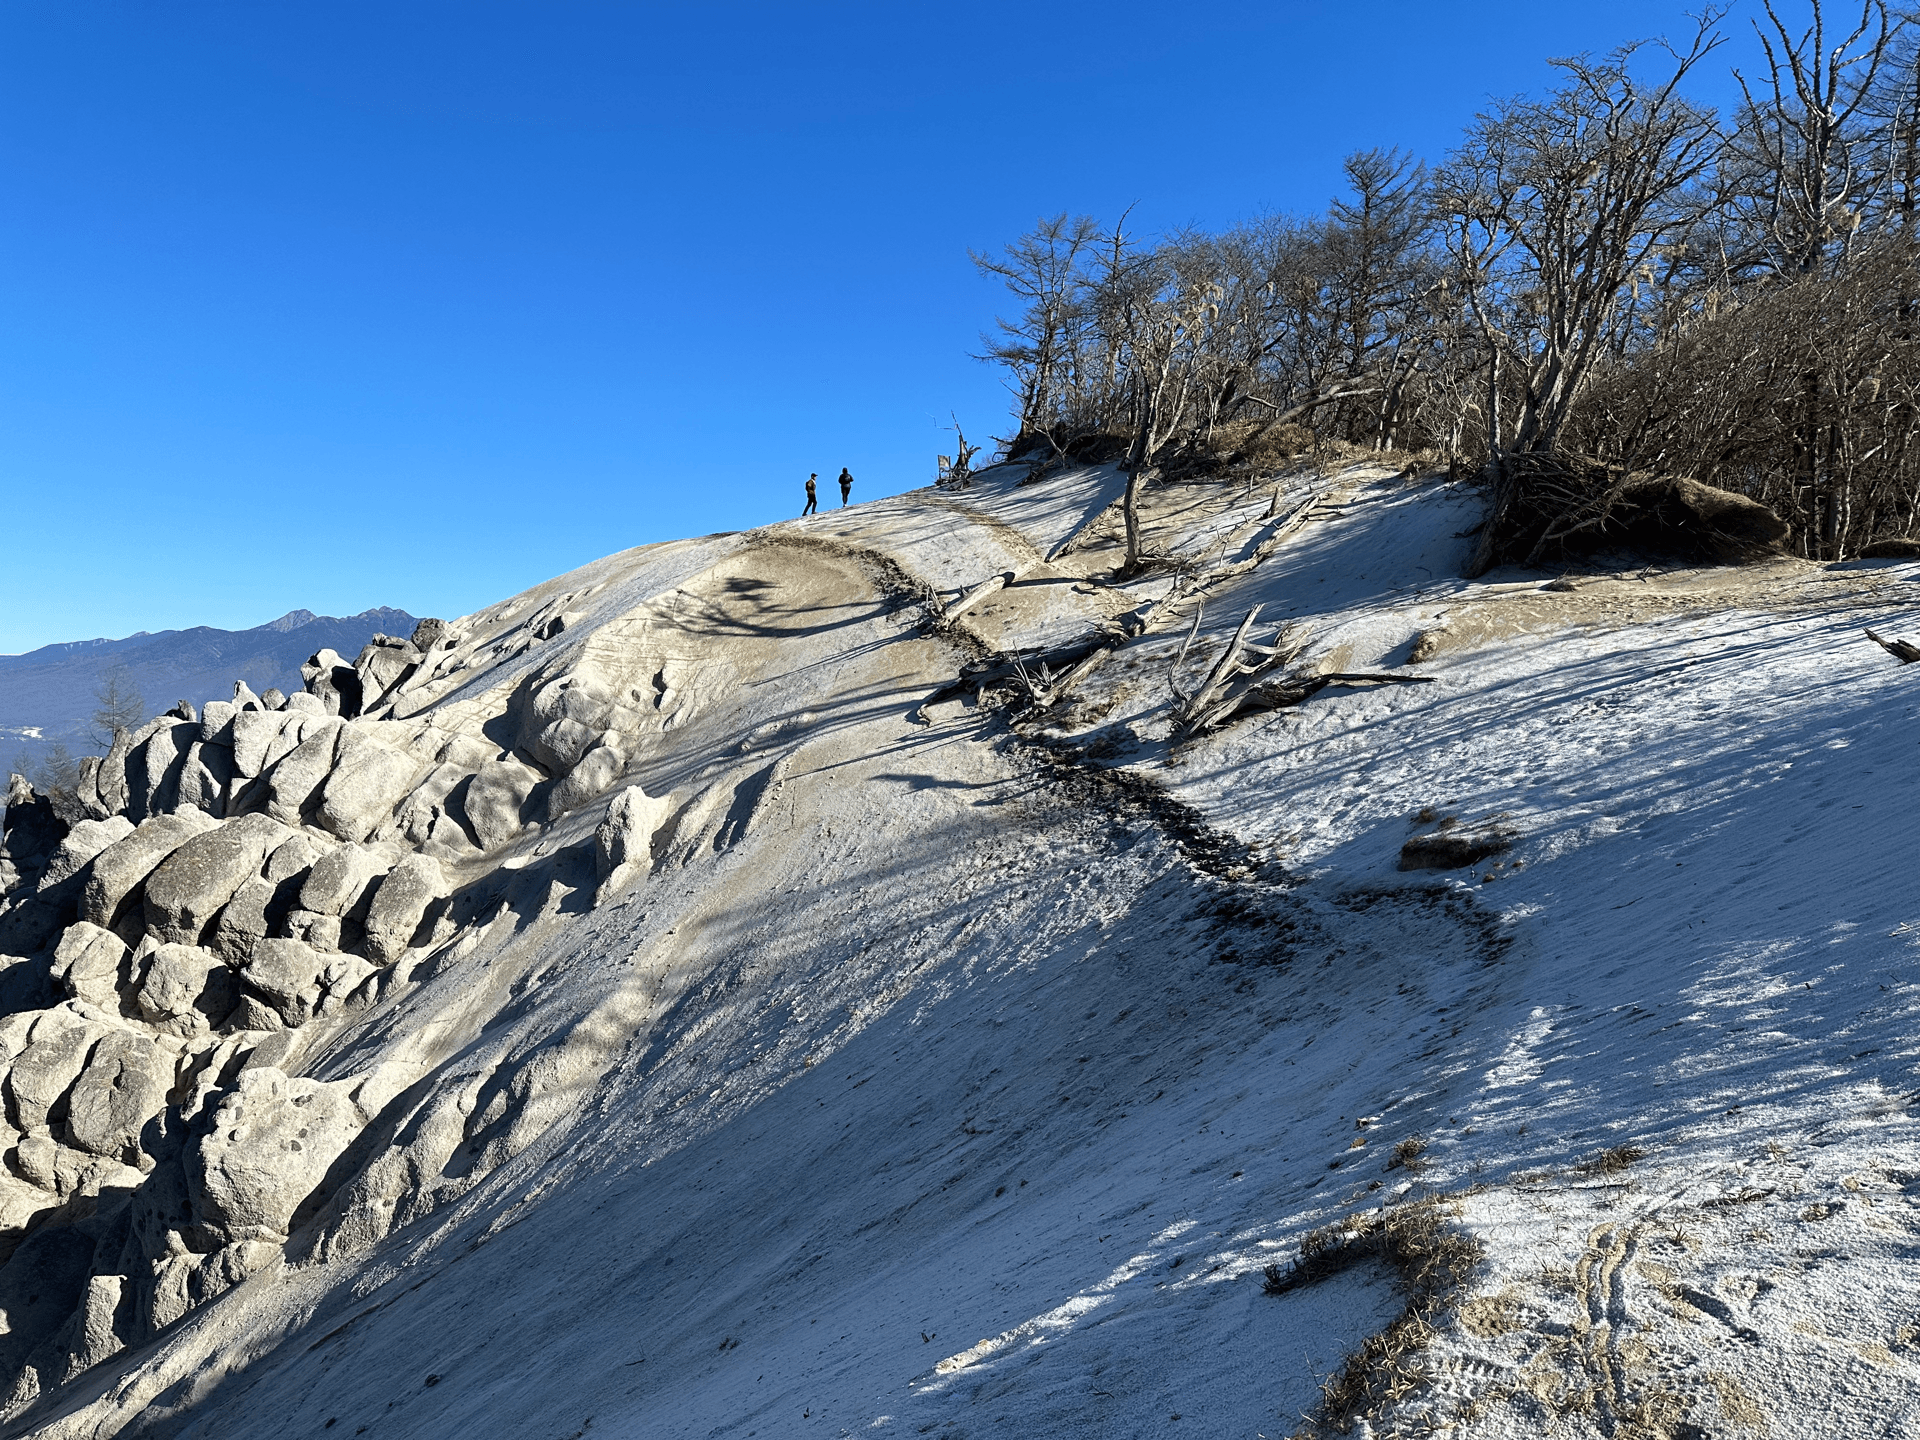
[802,473,818,516]
[838,468,853,507]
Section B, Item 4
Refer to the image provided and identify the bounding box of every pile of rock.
[0,603,692,1409]
[0,622,480,1402]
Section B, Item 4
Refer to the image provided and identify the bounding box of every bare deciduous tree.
[966,2,1920,570]
[1436,19,1727,572]
[972,214,1103,437]
[1728,0,1896,276]
[91,663,145,747]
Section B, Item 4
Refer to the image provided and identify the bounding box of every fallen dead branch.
[1169,607,1431,739]
[1168,605,1318,736]
[1116,484,1349,639]
[1030,641,1119,708]
[1865,628,1920,664]
[1048,490,1128,562]
[940,570,1017,625]
[1001,649,1099,713]
[1188,671,1434,739]
[911,639,1115,722]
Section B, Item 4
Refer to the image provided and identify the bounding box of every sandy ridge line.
[907,487,1051,571]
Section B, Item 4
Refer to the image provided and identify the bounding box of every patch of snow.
[17,466,1920,1440]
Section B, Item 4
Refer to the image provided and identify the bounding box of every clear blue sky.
[2,0,1757,654]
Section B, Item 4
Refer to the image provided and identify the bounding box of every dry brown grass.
[1262,1199,1486,1437]
[1385,1136,1429,1173]
[1576,1144,1648,1177]
[1196,418,1316,470]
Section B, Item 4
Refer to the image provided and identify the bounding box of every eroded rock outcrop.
[141,814,291,947]
[49,925,129,1011]
[64,1030,169,1164]
[362,854,445,964]
[82,813,223,936]
[132,943,237,1037]
[593,784,672,902]
[0,593,712,1410]
[190,1066,373,1242]
[465,757,542,849]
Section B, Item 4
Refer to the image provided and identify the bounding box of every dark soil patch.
[1398,831,1510,872]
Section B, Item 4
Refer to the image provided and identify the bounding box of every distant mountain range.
[1,607,418,774]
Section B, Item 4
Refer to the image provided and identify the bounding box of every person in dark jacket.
[802,473,818,515]
[838,468,853,506]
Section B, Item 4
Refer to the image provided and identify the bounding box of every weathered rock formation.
[0,605,683,1412]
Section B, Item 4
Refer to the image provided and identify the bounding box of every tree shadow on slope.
[667,583,893,644]
[8,587,1583,1440]
[1182,602,1898,858]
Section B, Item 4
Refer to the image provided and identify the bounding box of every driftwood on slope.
[1170,605,1434,740]
[913,478,1397,731]
[1029,641,1120,709]
[1182,669,1437,741]
[913,600,1438,737]
[1865,628,1920,664]
[1169,604,1307,735]
[940,571,1017,625]
[910,639,1116,722]
[1115,485,1347,639]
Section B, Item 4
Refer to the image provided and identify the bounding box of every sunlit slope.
[1,462,1915,1439]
